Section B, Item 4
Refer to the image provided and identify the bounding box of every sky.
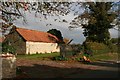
[12,10,118,44]
[13,11,85,44]
[0,1,118,44]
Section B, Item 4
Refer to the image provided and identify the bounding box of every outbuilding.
[3,27,60,55]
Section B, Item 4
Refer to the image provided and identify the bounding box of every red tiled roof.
[16,28,59,43]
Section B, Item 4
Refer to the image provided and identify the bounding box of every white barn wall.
[26,41,60,54]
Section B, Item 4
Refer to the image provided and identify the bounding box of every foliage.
[0,2,81,22]
[89,53,118,61]
[1,2,119,45]
[110,37,120,44]
[83,41,110,54]
[75,57,81,61]
[1,2,73,36]
[47,29,64,43]
[2,42,16,54]
[107,42,118,53]
[82,41,118,56]
[71,2,117,44]
[53,56,69,61]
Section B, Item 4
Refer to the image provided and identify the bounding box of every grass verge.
[17,52,119,62]
[17,52,60,60]
[89,53,119,61]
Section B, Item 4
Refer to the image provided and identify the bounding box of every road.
[16,59,119,78]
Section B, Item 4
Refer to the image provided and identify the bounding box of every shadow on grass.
[15,63,119,79]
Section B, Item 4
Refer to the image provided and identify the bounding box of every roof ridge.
[16,27,59,38]
[16,27,47,33]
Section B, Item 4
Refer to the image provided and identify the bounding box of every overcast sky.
[12,10,118,44]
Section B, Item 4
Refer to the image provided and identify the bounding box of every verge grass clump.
[17,52,60,60]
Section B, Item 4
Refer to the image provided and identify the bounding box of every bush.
[2,43,16,54]
[107,43,118,53]
[53,56,69,61]
[75,57,81,61]
[83,42,110,55]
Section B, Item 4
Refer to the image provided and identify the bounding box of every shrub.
[2,43,16,54]
[53,56,69,61]
[75,57,80,61]
[83,42,110,55]
[107,43,118,53]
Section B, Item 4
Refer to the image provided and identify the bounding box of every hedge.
[84,42,111,55]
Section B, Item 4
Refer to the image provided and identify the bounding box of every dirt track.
[16,58,119,78]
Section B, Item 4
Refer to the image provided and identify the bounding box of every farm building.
[3,27,60,55]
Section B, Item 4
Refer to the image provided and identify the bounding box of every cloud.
[109,29,119,38]
[13,10,118,44]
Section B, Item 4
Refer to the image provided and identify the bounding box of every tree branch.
[0,8,21,16]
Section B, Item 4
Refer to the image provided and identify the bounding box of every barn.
[3,27,60,55]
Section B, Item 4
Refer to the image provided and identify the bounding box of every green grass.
[72,52,119,62]
[17,51,119,62]
[17,52,60,60]
[89,53,119,61]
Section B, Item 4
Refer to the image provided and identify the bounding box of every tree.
[70,2,117,45]
[2,41,16,54]
[0,2,73,37]
[47,29,64,43]
[1,2,119,44]
[110,37,120,45]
